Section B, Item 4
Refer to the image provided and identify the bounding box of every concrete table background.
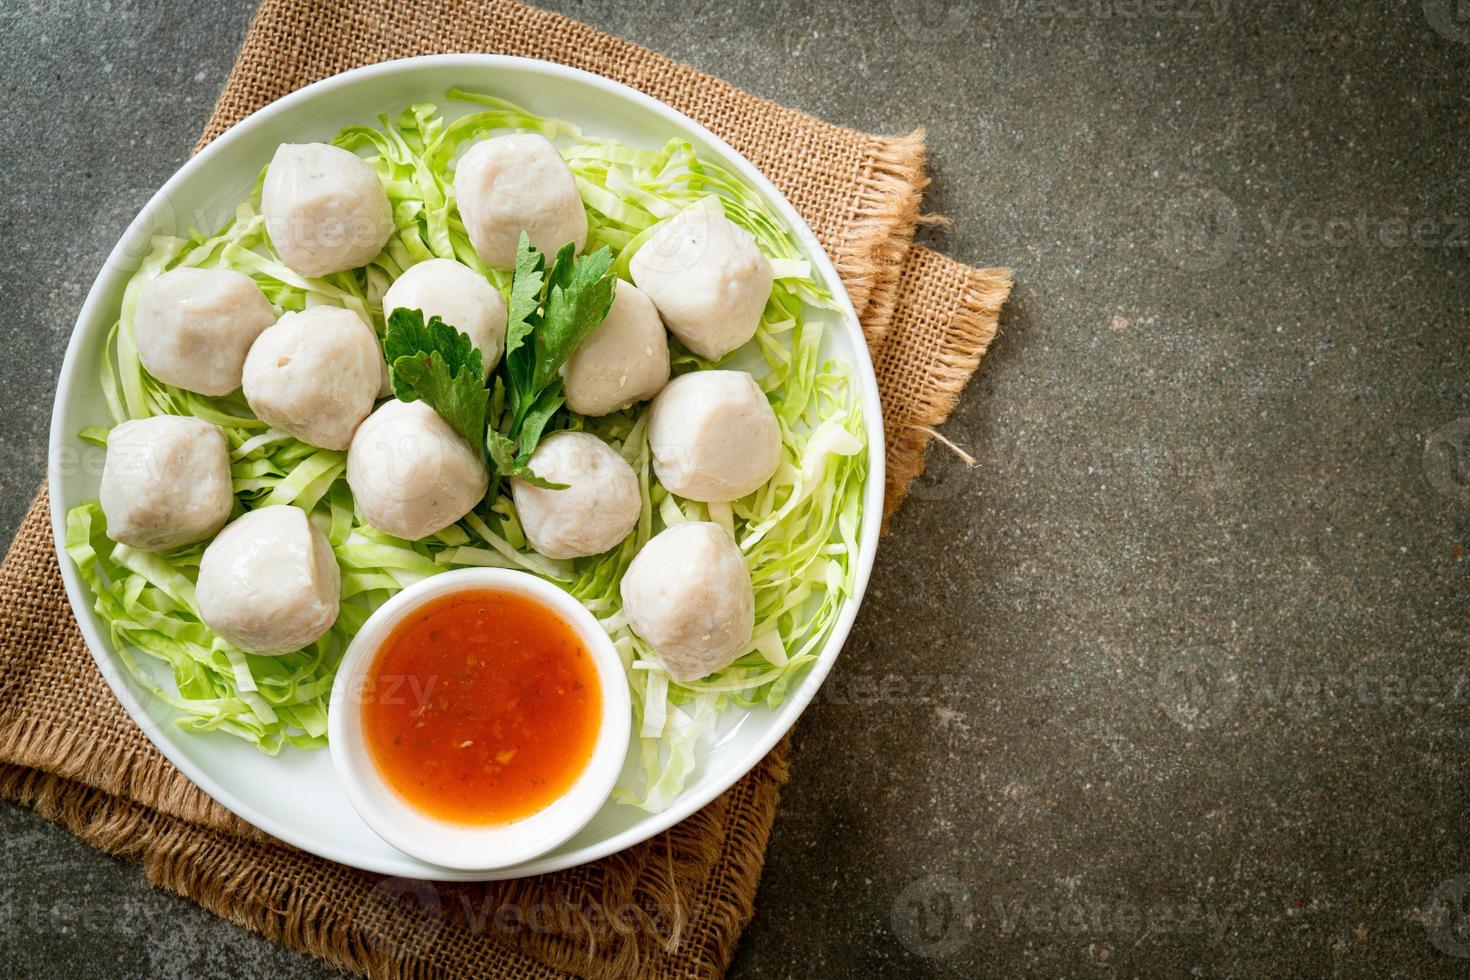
[1,0,1467,975]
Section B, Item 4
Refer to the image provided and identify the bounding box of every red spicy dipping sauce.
[361,589,602,826]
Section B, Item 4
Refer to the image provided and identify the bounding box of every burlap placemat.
[0,1,1011,976]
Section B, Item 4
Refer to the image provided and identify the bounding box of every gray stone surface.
[1,0,1468,976]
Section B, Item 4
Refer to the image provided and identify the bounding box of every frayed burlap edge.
[0,719,788,980]
[831,130,927,350]
[0,766,414,979]
[0,715,249,835]
[882,259,1014,520]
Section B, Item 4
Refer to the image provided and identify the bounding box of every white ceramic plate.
[48,55,884,880]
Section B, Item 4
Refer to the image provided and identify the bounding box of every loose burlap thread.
[0,1,1011,977]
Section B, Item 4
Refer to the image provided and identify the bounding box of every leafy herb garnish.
[383,308,488,451]
[383,236,617,491]
[489,232,617,488]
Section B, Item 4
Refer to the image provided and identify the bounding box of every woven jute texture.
[0,1,1011,977]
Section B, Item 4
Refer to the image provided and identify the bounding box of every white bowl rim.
[328,568,632,871]
[47,52,887,880]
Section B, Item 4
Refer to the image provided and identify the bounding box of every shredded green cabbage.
[67,91,866,808]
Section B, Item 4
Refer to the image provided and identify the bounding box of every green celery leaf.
[543,240,579,299]
[485,422,566,490]
[532,246,617,392]
[517,382,565,460]
[486,427,519,472]
[385,308,488,451]
[507,465,567,491]
[503,233,545,414]
[384,306,484,378]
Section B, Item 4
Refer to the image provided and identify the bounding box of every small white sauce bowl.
[328,567,631,871]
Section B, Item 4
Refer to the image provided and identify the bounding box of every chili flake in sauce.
[362,589,602,825]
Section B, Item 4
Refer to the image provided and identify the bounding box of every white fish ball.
[562,282,670,416]
[620,522,755,682]
[453,133,587,268]
[99,415,234,552]
[382,258,507,377]
[262,142,394,277]
[647,370,781,502]
[629,210,773,361]
[346,399,489,541]
[241,307,382,451]
[511,431,640,559]
[134,268,276,396]
[196,505,340,655]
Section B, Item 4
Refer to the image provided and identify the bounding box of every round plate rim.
[47,53,886,880]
